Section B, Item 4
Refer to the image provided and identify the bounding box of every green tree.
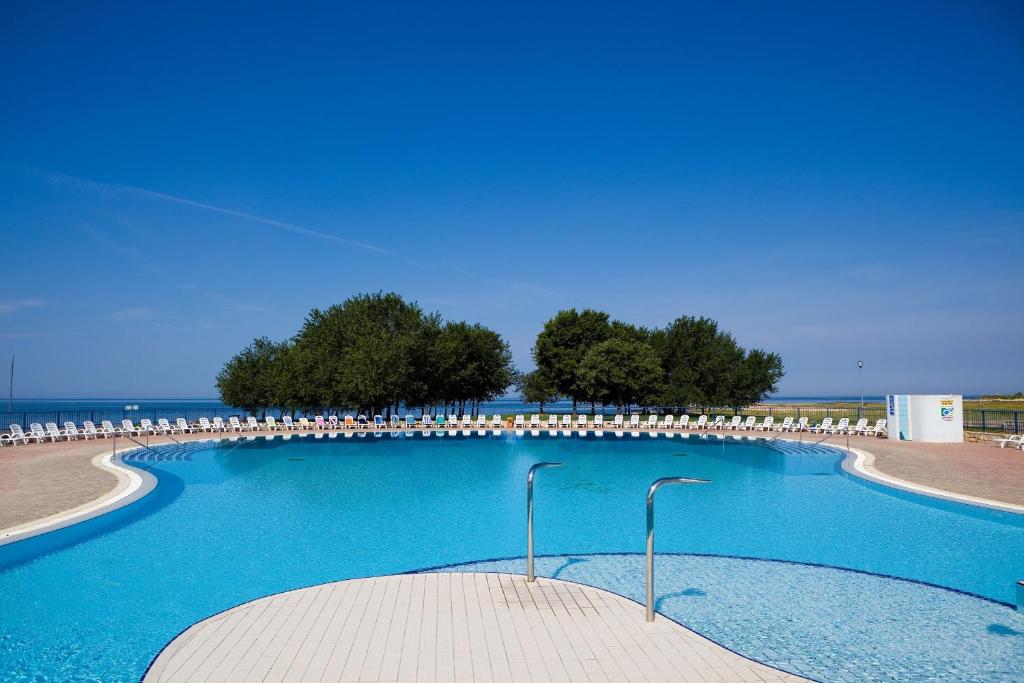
[292,292,432,415]
[577,339,664,411]
[216,337,291,415]
[649,317,745,409]
[728,349,785,407]
[533,309,611,412]
[430,321,515,415]
[516,369,560,413]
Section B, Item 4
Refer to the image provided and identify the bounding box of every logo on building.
[940,398,954,421]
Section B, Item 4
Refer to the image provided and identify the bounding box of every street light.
[858,361,864,412]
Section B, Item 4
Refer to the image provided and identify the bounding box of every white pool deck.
[144,572,804,683]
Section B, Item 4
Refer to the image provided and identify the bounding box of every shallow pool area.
[1,433,1022,681]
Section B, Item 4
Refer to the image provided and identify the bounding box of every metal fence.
[697,405,1021,435]
[0,404,1020,434]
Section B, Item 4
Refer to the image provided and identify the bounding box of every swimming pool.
[1,433,1021,681]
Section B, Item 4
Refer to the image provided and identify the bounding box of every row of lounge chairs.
[509,414,886,435]
[0,413,887,446]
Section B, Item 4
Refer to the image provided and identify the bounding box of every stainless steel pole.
[858,360,864,411]
[527,462,564,582]
[646,476,710,622]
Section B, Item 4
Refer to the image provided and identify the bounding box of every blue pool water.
[1,433,1022,681]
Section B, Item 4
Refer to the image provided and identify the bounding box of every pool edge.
[2,432,1019,549]
[0,446,157,546]
[837,443,1024,515]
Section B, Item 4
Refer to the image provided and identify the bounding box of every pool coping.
[838,442,1024,515]
[1,430,1019,549]
[0,445,157,546]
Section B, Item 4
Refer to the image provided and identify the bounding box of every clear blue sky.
[1,1,1022,398]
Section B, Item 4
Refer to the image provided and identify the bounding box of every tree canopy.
[218,296,784,416]
[515,368,560,413]
[532,310,784,410]
[215,337,291,415]
[216,292,515,416]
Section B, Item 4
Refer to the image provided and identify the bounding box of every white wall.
[887,394,963,442]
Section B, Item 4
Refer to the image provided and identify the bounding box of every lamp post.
[858,361,864,415]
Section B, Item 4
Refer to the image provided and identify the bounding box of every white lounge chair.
[676,415,690,430]
[1,424,29,446]
[514,415,525,428]
[809,417,833,434]
[528,415,540,429]
[99,420,118,437]
[628,415,640,428]
[645,415,658,429]
[244,416,259,431]
[692,415,708,430]
[561,415,572,429]
[847,418,868,435]
[864,419,887,437]
[661,415,674,429]
[725,416,742,430]
[45,422,66,441]
[212,417,227,432]
[709,416,726,430]
[545,415,557,428]
[738,416,757,430]
[790,417,809,432]
[121,419,143,436]
[831,418,849,434]
[491,415,502,428]
[28,423,49,442]
[576,415,588,429]
[63,421,83,439]
[228,416,244,432]
[176,418,195,433]
[81,421,100,439]
[139,419,158,434]
[594,415,605,429]
[755,416,774,431]
[773,416,792,432]
[994,434,1023,448]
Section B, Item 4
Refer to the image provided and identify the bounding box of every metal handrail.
[113,433,164,459]
[646,476,710,622]
[527,462,564,582]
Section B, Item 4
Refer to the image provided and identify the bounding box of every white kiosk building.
[886,394,963,443]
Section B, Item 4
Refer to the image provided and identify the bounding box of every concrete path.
[144,572,804,683]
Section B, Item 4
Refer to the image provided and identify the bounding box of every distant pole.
[7,354,12,413]
[857,360,864,411]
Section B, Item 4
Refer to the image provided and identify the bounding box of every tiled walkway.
[144,572,803,683]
